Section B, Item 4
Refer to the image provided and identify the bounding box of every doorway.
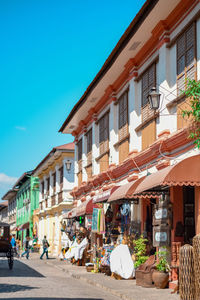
[183,186,195,244]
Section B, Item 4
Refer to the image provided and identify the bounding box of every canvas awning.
[76,199,95,217]
[134,154,200,196]
[62,207,77,219]
[93,186,119,203]
[21,222,29,230]
[108,177,145,202]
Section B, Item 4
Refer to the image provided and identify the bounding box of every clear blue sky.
[0,0,146,200]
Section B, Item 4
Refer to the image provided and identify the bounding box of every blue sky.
[0,0,146,200]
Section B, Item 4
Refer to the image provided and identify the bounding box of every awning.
[22,222,29,230]
[134,154,200,195]
[108,177,145,202]
[62,207,77,219]
[93,186,119,203]
[76,199,95,217]
[0,222,10,227]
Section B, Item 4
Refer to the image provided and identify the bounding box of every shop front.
[132,154,200,284]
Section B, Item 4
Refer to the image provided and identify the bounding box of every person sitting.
[110,235,135,280]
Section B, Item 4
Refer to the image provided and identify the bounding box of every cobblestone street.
[0,257,121,300]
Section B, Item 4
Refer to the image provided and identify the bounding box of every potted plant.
[152,249,170,289]
[133,235,149,268]
[133,235,156,287]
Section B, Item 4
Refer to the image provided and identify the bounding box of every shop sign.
[153,207,172,226]
[153,225,170,247]
[93,190,111,203]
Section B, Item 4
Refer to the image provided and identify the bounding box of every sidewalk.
[42,256,179,300]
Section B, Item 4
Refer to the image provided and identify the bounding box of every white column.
[74,143,78,186]
[49,171,53,196]
[56,165,60,193]
[129,78,141,152]
[109,101,118,164]
[157,43,177,135]
[82,134,87,182]
[92,121,99,175]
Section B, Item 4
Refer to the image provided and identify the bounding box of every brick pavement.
[0,257,121,300]
[42,255,180,300]
[0,254,180,300]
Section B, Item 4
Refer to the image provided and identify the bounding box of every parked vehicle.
[0,222,14,269]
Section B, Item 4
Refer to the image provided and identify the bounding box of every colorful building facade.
[33,143,75,256]
[14,171,39,242]
[2,189,18,233]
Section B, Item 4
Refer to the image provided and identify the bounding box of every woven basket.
[86,265,94,272]
[179,244,195,300]
[193,234,200,299]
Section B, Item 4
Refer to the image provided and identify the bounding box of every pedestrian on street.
[21,236,30,259]
[40,235,49,260]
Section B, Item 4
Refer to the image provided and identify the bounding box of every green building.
[14,171,39,243]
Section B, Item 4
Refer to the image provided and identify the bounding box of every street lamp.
[65,160,72,172]
[148,87,161,110]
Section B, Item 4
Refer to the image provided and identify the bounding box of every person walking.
[40,235,49,259]
[21,236,30,259]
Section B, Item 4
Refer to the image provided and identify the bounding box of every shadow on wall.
[0,283,38,293]
[0,260,44,278]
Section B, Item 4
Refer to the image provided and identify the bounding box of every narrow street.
[0,257,121,300]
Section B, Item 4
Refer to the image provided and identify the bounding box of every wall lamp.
[65,160,72,172]
[148,87,161,110]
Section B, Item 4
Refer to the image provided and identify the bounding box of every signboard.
[153,225,170,247]
[153,206,172,226]
[92,208,99,232]
[93,190,111,203]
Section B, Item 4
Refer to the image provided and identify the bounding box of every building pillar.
[109,101,118,164]
[82,133,87,182]
[92,120,99,175]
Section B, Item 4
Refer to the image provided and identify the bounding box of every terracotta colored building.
[60,0,200,286]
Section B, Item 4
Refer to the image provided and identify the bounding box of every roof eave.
[59,0,159,133]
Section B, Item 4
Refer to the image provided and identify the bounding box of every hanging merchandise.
[97,209,101,233]
[120,203,130,216]
[120,203,130,233]
[100,209,106,234]
[92,208,99,232]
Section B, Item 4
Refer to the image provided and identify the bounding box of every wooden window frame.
[59,166,63,184]
[41,181,44,198]
[99,112,109,144]
[46,177,50,195]
[176,22,197,96]
[141,63,156,108]
[118,90,129,130]
[77,138,82,162]
[86,128,92,154]
[52,173,56,194]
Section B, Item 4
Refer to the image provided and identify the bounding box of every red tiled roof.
[0,201,8,207]
[33,142,74,175]
[55,142,75,150]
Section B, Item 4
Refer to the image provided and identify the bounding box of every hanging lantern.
[148,87,161,110]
